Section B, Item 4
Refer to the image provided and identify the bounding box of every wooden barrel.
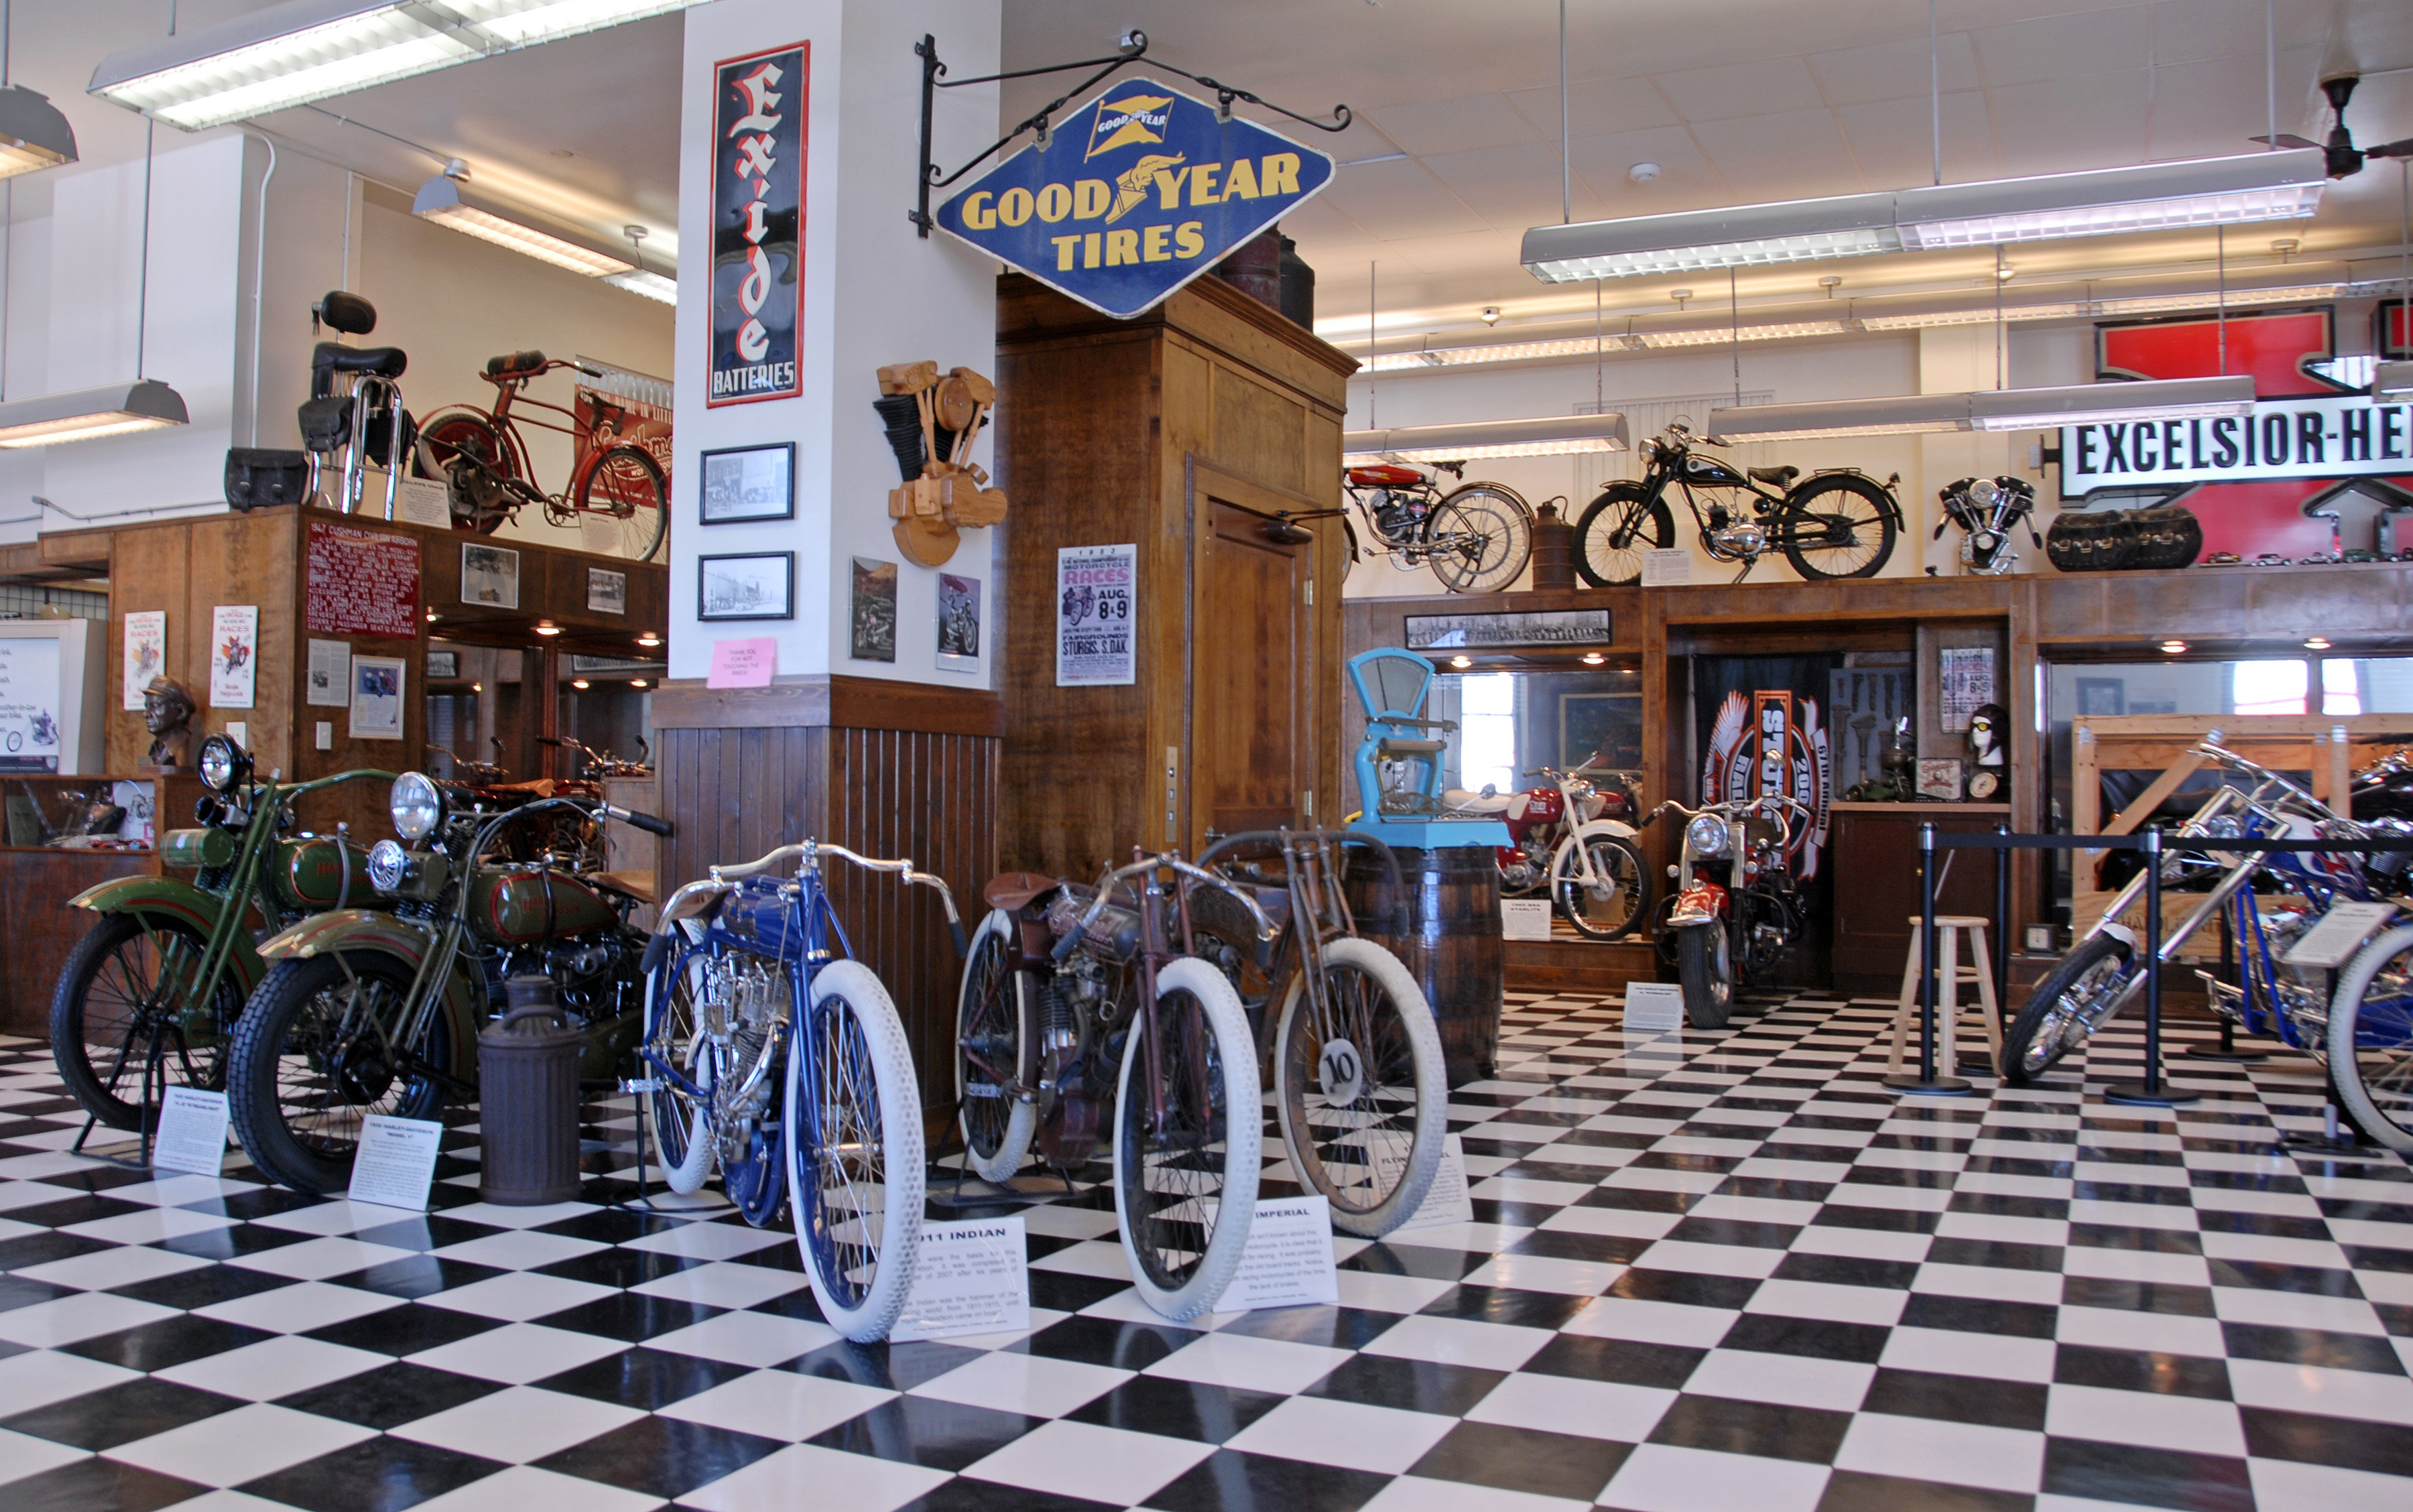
[1347,844,1504,1086]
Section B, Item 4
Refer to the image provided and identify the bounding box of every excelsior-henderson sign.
[2060,393,2412,496]
[935,78,1335,319]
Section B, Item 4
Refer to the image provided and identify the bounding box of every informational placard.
[153,1086,230,1176]
[1221,1196,1339,1310]
[0,636,62,773]
[306,639,351,708]
[305,520,422,638]
[1500,898,1554,940]
[1624,980,1686,1032]
[1641,548,1694,586]
[2284,900,2399,968]
[1057,544,1135,687]
[350,655,406,741]
[348,1113,444,1210]
[208,606,257,710]
[122,611,165,710]
[394,475,453,529]
[707,637,777,689]
[708,42,806,406]
[891,1215,1030,1342]
[1394,1133,1476,1231]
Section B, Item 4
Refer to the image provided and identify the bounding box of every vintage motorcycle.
[1933,475,2043,576]
[1445,763,1651,940]
[1645,793,1813,1029]
[226,773,670,1192]
[1572,420,1902,585]
[1255,461,1532,594]
[51,736,391,1131]
[956,850,1272,1319]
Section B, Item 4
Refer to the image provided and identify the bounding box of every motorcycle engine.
[1709,519,1768,558]
[507,932,629,1021]
[1046,892,1141,962]
[701,952,788,1156]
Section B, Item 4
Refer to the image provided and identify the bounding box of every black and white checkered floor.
[0,991,2408,1512]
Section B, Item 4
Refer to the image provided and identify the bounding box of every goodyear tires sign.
[935,78,1335,320]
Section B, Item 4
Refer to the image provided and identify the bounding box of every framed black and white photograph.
[700,442,796,524]
[425,649,459,680]
[460,543,519,609]
[586,568,627,616]
[698,552,795,621]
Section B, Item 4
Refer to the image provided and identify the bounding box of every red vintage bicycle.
[415,351,668,562]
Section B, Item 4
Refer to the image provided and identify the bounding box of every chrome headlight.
[1685,813,1731,858]
[367,838,411,893]
[197,733,243,794]
[390,771,443,842]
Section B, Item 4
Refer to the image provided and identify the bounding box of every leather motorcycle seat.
[1347,464,1422,487]
[1747,464,1800,487]
[485,349,547,377]
[314,342,406,379]
[1442,789,1513,816]
[586,869,656,905]
[983,870,1059,912]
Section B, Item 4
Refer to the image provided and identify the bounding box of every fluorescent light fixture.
[603,267,676,304]
[2376,361,2413,399]
[1632,320,1860,348]
[88,0,709,131]
[413,174,632,277]
[1344,414,1630,462]
[1524,149,2327,281]
[0,86,76,178]
[0,379,188,448]
[1707,377,2253,443]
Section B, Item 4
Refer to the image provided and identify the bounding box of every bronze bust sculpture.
[141,677,198,771]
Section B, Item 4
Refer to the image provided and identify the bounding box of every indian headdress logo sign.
[934,78,1335,319]
[1703,690,1832,880]
[709,44,806,407]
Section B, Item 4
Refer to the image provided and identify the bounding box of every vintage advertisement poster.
[849,557,897,662]
[0,637,62,773]
[936,573,982,672]
[1696,655,1837,883]
[1056,544,1136,687]
[1938,646,1996,732]
[209,606,258,710]
[708,43,806,407]
[350,656,406,741]
[122,610,165,710]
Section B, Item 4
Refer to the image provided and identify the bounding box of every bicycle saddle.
[1347,464,1422,488]
[1747,464,1800,487]
[311,341,406,383]
[485,349,546,377]
[982,871,1060,911]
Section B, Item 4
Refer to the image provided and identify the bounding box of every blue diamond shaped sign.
[935,78,1335,320]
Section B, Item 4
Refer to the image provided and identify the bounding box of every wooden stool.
[1885,916,2004,1077]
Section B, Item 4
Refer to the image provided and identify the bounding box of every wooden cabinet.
[1831,802,2011,996]
[994,273,1353,873]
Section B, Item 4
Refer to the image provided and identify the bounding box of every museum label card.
[1624,980,1686,1033]
[1394,1133,1477,1231]
[1640,548,1692,586]
[306,639,351,708]
[348,1115,445,1210]
[707,637,777,689]
[1221,1196,1339,1311]
[2284,900,2398,968]
[153,1087,230,1176]
[1500,898,1553,940]
[891,1216,1031,1342]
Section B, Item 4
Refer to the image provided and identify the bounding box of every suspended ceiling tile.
[1501,82,1682,141]
[1312,155,1489,241]
[1355,93,1544,156]
[2146,0,2337,66]
[1420,141,1609,229]
[1973,6,2156,86]
[2145,52,2304,160]
[1807,30,1983,106]
[1566,124,1729,211]
[1686,108,1864,202]
[1279,194,1378,250]
[1983,73,2154,177]
[1834,91,2001,190]
[1652,55,1828,123]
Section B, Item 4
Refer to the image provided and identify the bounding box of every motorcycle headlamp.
[390,771,444,842]
[197,733,246,794]
[367,838,412,893]
[1686,814,1731,858]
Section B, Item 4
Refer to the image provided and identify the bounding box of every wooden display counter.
[1829,802,2010,997]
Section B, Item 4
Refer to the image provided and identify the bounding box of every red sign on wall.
[306,520,422,639]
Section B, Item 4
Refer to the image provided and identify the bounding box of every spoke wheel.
[644,939,717,1196]
[1550,834,1653,941]
[414,410,514,535]
[1572,483,1676,587]
[1780,475,1897,580]
[1113,958,1260,1319]
[1426,485,1531,594]
[1678,926,1732,1029]
[786,960,923,1341]
[956,910,1035,1183]
[2000,934,2135,1086]
[51,913,237,1131]
[1274,940,1446,1237]
[2327,923,2413,1152]
[574,444,669,561]
[227,952,443,1193]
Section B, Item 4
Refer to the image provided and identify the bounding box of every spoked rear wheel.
[574,443,669,562]
[1572,483,1676,587]
[1114,958,1260,1319]
[956,910,1035,1183]
[643,939,716,1196]
[51,914,237,1130]
[227,952,445,1194]
[2001,934,2135,1086]
[2327,923,2413,1153]
[1275,940,1445,1238]
[1427,485,1531,594]
[1780,474,1897,580]
[786,959,923,1341]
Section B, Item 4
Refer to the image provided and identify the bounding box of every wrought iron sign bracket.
[912,29,1352,238]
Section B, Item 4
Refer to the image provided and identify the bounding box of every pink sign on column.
[707,637,778,688]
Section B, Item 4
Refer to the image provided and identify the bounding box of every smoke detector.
[1480,306,1501,326]
[1628,162,1660,183]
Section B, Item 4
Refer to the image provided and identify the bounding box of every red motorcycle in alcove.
[1447,763,1652,940]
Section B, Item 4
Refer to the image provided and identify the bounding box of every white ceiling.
[13,1,2413,348]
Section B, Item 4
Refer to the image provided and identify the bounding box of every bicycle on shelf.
[415,351,668,562]
[956,849,1273,1319]
[641,840,962,1340]
[1190,828,1446,1238]
[1256,460,1531,595]
[1572,420,1902,586]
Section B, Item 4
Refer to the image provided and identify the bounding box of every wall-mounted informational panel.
[0,620,104,775]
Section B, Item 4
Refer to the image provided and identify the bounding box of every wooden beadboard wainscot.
[649,675,1001,1116]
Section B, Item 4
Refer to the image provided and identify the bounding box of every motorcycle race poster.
[708,43,805,407]
[1057,544,1135,686]
[1695,655,1837,882]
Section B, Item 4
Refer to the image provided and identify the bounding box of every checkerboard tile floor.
[1,993,2410,1512]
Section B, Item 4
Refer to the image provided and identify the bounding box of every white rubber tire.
[2327,923,2413,1154]
[785,959,925,1342]
[1274,938,1446,1238]
[957,909,1036,1184]
[1113,956,1261,1321]
[647,943,718,1197]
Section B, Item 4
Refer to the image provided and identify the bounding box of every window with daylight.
[2231,659,2308,716]
[1457,673,1518,796]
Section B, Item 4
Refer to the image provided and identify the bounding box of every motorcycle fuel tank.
[471,866,618,944]
[1683,454,1747,489]
[269,834,375,911]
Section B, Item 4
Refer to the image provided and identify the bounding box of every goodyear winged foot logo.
[936,77,1335,320]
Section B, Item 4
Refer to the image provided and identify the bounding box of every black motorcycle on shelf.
[1934,475,2043,576]
[1572,420,1902,586]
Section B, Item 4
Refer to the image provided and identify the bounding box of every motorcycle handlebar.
[599,802,672,836]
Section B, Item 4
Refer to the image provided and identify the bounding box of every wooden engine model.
[875,361,1008,568]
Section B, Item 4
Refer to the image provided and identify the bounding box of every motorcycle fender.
[2095,920,2140,952]
[1668,882,1727,927]
[258,911,484,1083]
[1572,819,1640,842]
[69,878,269,993]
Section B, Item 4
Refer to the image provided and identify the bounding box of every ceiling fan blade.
[2248,133,2323,150]
[2364,136,2413,160]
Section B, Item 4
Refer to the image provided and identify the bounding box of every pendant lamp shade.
[0,84,76,178]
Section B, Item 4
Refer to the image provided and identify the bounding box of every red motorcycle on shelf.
[1446,762,1652,940]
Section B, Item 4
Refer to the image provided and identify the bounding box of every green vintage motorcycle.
[227,771,670,1192]
[51,735,391,1131]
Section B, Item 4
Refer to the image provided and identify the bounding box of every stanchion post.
[1993,822,2010,1021]
[2108,827,2198,1107]
[1885,822,1972,1096]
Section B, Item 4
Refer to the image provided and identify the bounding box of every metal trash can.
[477,976,584,1205]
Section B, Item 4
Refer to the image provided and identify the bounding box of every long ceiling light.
[88,0,710,131]
[2376,361,2413,399]
[1523,150,2327,281]
[0,379,188,448]
[413,172,633,277]
[602,268,676,304]
[1344,414,1631,462]
[1706,377,2254,443]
